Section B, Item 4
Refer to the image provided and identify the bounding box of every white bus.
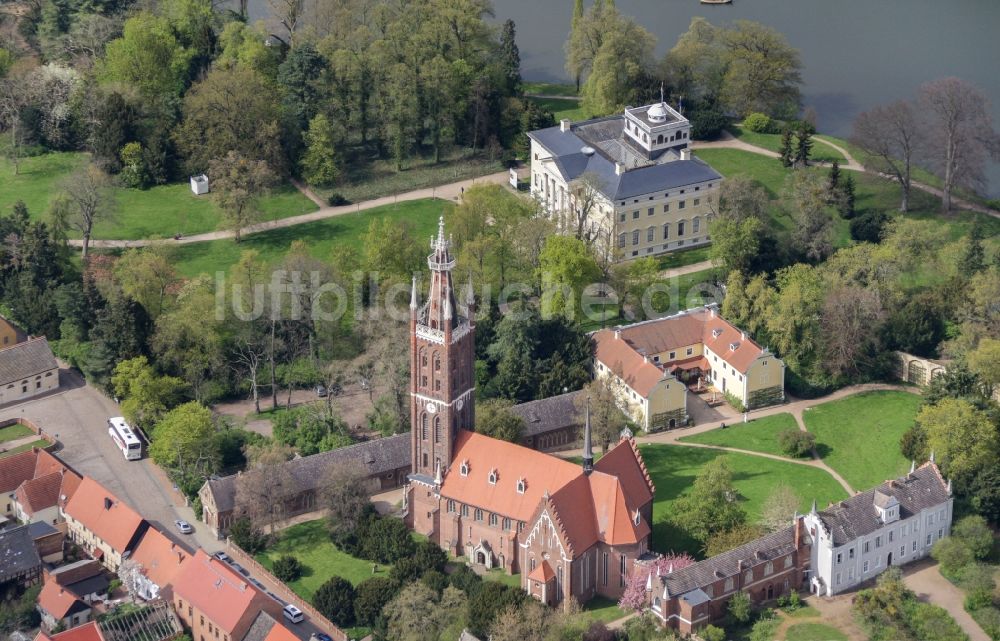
[108,416,142,460]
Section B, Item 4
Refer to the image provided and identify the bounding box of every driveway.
[0,368,219,553]
[903,559,991,641]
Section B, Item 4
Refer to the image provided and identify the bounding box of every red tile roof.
[593,329,668,397]
[15,472,63,515]
[442,431,653,552]
[34,449,68,478]
[38,575,86,619]
[131,528,189,590]
[0,450,37,494]
[172,550,272,637]
[262,623,301,641]
[527,559,555,583]
[37,622,104,641]
[63,477,145,554]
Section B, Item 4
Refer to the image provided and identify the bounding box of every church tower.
[409,217,476,479]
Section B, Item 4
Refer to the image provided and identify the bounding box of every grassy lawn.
[784,605,821,619]
[255,520,391,599]
[527,96,589,122]
[0,152,318,240]
[678,413,801,458]
[802,391,922,491]
[313,148,503,205]
[580,596,627,625]
[522,82,577,97]
[0,423,33,444]
[638,444,848,557]
[729,125,846,164]
[783,622,848,641]
[480,567,521,588]
[656,245,712,271]
[166,198,451,278]
[0,439,50,458]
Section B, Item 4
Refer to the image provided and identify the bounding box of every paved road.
[904,559,991,641]
[72,171,512,249]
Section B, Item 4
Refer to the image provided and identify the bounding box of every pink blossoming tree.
[618,552,696,612]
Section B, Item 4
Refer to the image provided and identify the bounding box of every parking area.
[0,368,218,553]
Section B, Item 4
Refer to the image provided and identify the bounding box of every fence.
[225,541,348,641]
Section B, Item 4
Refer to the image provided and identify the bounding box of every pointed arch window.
[516,478,526,494]
[460,460,469,476]
[488,469,498,485]
[434,416,441,443]
[421,414,428,440]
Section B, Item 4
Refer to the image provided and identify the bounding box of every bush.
[272,555,303,582]
[971,607,1000,640]
[419,570,449,594]
[728,591,752,624]
[952,515,994,560]
[778,429,816,458]
[743,113,774,133]
[353,576,398,627]
[690,104,729,140]
[900,425,928,462]
[229,517,268,554]
[850,211,891,243]
[749,617,780,641]
[724,391,747,413]
[313,576,356,628]
[702,624,726,641]
[327,193,349,206]
[357,515,416,564]
[932,537,975,578]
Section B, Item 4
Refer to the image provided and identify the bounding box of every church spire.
[582,397,594,476]
[410,276,419,311]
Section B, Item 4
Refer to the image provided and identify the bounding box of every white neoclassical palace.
[527,98,722,261]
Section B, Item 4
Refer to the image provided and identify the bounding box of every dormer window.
[633,510,641,526]
[488,469,498,485]
[460,461,469,477]
[516,478,526,494]
[712,328,722,338]
[730,342,740,351]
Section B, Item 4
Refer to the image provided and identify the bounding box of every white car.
[282,604,304,624]
[175,519,193,534]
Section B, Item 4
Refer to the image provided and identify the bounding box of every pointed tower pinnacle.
[582,397,594,476]
[645,571,653,592]
[946,478,952,495]
[910,460,916,474]
[410,276,419,310]
[434,459,442,486]
[810,498,818,515]
[930,450,935,463]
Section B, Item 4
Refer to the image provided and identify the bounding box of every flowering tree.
[618,552,696,612]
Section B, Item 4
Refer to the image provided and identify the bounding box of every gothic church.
[405,219,657,608]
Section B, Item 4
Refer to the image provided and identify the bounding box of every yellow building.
[0,315,22,348]
[592,306,785,430]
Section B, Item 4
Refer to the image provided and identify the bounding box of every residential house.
[592,305,786,430]
[14,466,82,525]
[2,446,69,517]
[38,575,93,631]
[242,613,299,641]
[528,97,722,261]
[62,477,147,572]
[0,523,42,586]
[198,433,411,538]
[0,337,60,405]
[804,460,953,596]
[0,314,24,348]
[172,550,282,641]
[648,517,810,634]
[34,621,106,641]
[129,527,190,600]
[50,559,110,604]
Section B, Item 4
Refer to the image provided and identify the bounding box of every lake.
[246,0,1000,196]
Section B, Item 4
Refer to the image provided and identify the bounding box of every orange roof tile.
[172,550,272,637]
[34,449,69,478]
[63,477,145,554]
[440,431,584,522]
[527,559,555,583]
[44,622,103,641]
[131,528,189,590]
[15,472,63,515]
[38,576,86,619]
[262,623,301,641]
[594,439,655,507]
[0,450,38,494]
[593,329,669,397]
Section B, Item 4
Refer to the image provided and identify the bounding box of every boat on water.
[700,0,732,4]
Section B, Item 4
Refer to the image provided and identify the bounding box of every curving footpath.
[69,171,511,249]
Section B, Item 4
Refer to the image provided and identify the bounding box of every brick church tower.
[409,217,475,479]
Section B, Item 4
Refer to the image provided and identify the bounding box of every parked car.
[231,562,247,575]
[175,519,193,534]
[282,604,304,624]
[310,634,333,641]
[315,384,327,397]
[213,551,230,562]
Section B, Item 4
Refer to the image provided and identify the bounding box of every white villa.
[804,460,953,596]
[527,97,722,260]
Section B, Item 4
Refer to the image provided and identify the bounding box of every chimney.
[614,329,621,340]
[741,331,747,340]
[680,148,691,161]
[794,516,803,549]
[582,398,594,476]
[615,162,626,176]
[560,119,571,132]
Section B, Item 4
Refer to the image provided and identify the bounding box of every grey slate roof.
[528,119,721,201]
[510,390,583,438]
[0,337,57,385]
[27,520,58,539]
[205,433,411,513]
[661,525,798,597]
[0,524,42,582]
[242,611,277,641]
[816,464,950,546]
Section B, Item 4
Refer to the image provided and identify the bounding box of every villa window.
[694,198,701,206]
[678,220,686,236]
[863,541,870,554]
[912,541,918,552]
[678,200,686,209]
[618,233,626,248]
[663,223,670,239]
[663,203,669,213]
[669,351,676,360]
[647,227,654,242]
[647,207,654,216]
[900,545,905,557]
[836,553,842,564]
[633,211,640,219]
[686,347,693,356]
[693,217,700,232]
[632,231,639,245]
[619,213,626,222]
[488,469,498,485]
[863,561,869,573]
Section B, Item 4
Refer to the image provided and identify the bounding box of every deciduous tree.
[672,457,747,543]
[852,100,921,211]
[209,152,276,242]
[760,484,801,532]
[475,398,525,443]
[917,398,998,492]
